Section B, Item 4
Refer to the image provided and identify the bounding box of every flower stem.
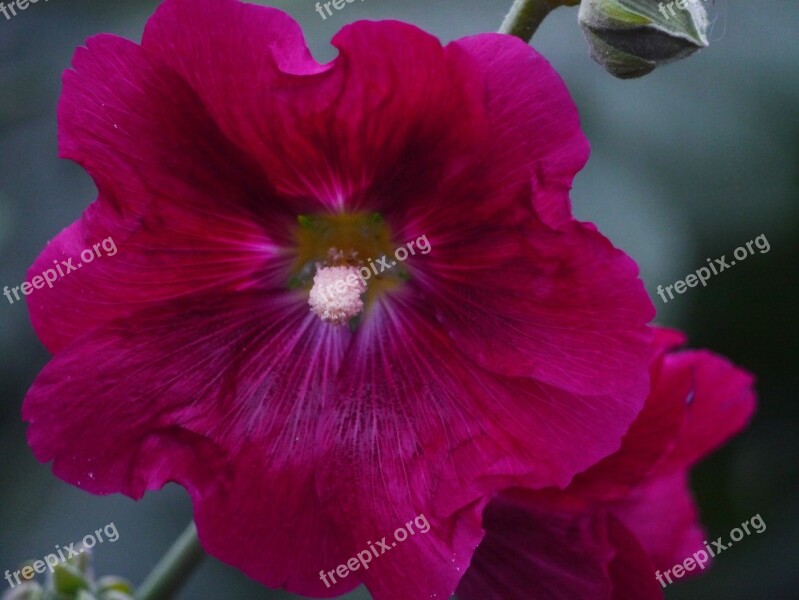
[135,522,205,600]
[499,0,578,42]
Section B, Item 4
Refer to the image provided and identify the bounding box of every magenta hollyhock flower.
[23,0,654,598]
[457,328,756,600]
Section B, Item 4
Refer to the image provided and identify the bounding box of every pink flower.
[23,1,654,598]
[457,329,756,600]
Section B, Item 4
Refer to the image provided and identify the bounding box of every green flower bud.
[579,0,709,78]
[52,563,90,597]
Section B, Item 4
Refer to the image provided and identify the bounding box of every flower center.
[308,261,366,325]
[292,213,404,326]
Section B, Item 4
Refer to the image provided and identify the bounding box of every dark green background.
[1,1,796,598]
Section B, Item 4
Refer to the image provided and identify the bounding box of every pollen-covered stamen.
[294,214,400,325]
[308,263,366,325]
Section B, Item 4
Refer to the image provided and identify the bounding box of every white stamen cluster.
[308,264,366,325]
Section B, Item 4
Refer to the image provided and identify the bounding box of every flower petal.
[35,33,297,352]
[418,219,654,401]
[565,330,754,501]
[657,349,756,472]
[567,328,689,501]
[605,515,663,600]
[142,1,487,212]
[24,290,347,490]
[609,471,707,572]
[23,291,360,594]
[310,292,646,598]
[58,34,287,219]
[457,493,662,600]
[453,33,591,228]
[459,499,614,600]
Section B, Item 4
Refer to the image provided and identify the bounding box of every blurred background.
[0,0,796,598]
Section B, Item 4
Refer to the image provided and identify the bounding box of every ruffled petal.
[656,349,756,472]
[458,493,660,600]
[24,290,348,491]
[24,291,357,594]
[58,34,287,219]
[458,495,614,600]
[142,1,487,212]
[452,33,590,229]
[417,219,654,402]
[609,471,707,572]
[605,515,663,600]
[566,328,689,501]
[565,330,755,501]
[601,346,754,572]
[35,33,296,352]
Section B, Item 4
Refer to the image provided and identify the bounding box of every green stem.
[135,522,205,600]
[499,0,577,42]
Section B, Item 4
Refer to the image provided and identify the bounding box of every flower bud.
[52,563,91,597]
[579,0,709,79]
